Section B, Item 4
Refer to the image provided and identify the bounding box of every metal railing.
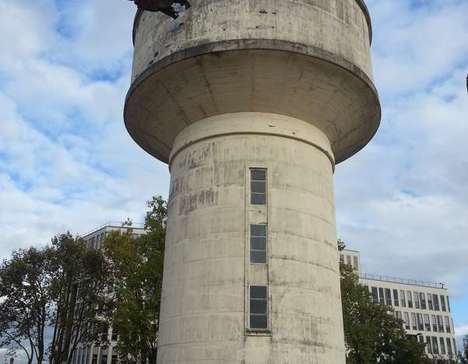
[360,272,447,290]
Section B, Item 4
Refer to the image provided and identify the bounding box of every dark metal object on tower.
[130,0,190,19]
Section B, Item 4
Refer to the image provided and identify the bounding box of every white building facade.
[341,249,458,361]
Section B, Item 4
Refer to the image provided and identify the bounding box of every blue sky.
[0,0,467,358]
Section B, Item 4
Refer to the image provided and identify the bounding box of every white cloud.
[0,0,169,262]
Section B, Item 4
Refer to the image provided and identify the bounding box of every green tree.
[339,243,430,364]
[104,196,167,364]
[49,233,111,364]
[0,247,54,364]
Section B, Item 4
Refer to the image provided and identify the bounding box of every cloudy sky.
[0,0,467,357]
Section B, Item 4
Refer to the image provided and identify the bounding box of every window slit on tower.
[250,169,267,205]
[250,224,267,264]
[250,286,268,330]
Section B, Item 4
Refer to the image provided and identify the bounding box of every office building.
[341,249,458,361]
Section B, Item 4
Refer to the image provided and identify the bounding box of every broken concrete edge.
[131,0,374,46]
[123,38,382,164]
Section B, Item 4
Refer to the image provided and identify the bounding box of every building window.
[433,294,440,311]
[371,287,378,304]
[250,286,268,330]
[440,337,446,355]
[420,292,426,310]
[400,290,406,307]
[428,293,433,310]
[404,312,410,330]
[432,315,438,332]
[393,289,399,307]
[445,316,451,333]
[426,336,432,354]
[447,296,451,312]
[440,295,447,312]
[413,291,420,309]
[384,289,392,306]
[417,313,424,331]
[379,288,385,304]
[250,224,267,264]
[411,312,417,330]
[424,314,431,331]
[432,337,439,355]
[353,256,359,270]
[111,356,118,364]
[447,338,453,356]
[250,169,267,205]
[407,291,413,308]
[101,353,108,364]
[437,315,444,332]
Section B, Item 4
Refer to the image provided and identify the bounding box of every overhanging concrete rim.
[131,0,373,45]
[124,38,382,164]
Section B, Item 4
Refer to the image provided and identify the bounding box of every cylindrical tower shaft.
[124,1,381,363]
[160,113,343,363]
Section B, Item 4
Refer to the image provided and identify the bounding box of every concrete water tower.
[125,0,380,363]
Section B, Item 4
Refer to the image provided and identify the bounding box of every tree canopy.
[103,195,167,364]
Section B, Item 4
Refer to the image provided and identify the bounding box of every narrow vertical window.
[250,224,267,264]
[420,292,426,310]
[444,316,451,333]
[400,290,406,307]
[404,312,410,330]
[440,295,447,312]
[411,312,417,330]
[371,287,378,304]
[424,314,431,331]
[440,337,446,355]
[385,288,392,306]
[407,291,413,308]
[432,337,439,355]
[433,294,440,311]
[426,336,432,354]
[432,315,438,332]
[428,293,433,310]
[447,295,451,312]
[393,289,399,307]
[250,286,268,329]
[447,338,453,356]
[414,291,420,309]
[378,288,384,304]
[250,169,267,205]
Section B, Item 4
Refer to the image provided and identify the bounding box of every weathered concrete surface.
[160,113,344,363]
[124,1,381,363]
[125,0,381,164]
